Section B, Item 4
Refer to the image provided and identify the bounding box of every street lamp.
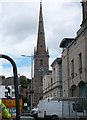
[21,54,34,110]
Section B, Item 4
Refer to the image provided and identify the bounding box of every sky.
[0,0,82,78]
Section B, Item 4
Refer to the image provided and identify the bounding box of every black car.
[31,107,38,119]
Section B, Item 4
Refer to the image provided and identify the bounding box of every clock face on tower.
[39,67,44,76]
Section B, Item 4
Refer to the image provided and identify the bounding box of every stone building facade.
[60,1,87,97]
[43,58,62,99]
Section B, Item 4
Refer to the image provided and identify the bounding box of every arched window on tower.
[40,59,43,66]
[40,31,42,35]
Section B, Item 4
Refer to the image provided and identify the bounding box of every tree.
[20,75,28,88]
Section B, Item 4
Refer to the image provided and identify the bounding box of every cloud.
[0,0,81,2]
[0,0,82,78]
[1,2,37,42]
[0,62,32,78]
[0,1,38,57]
[45,2,81,52]
[0,60,13,77]
[0,56,32,78]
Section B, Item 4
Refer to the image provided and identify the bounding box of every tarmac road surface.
[20,116,35,120]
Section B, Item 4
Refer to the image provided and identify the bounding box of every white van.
[37,97,87,120]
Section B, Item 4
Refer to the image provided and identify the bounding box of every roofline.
[51,58,62,67]
[59,38,75,48]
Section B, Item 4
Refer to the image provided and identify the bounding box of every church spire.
[33,1,49,106]
[36,0,46,55]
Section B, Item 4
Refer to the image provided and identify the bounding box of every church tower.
[33,1,49,106]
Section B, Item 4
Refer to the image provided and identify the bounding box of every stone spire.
[36,1,46,55]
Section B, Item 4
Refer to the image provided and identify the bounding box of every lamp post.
[21,54,34,110]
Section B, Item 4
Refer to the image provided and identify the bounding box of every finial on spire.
[40,0,42,4]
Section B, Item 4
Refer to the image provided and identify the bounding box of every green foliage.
[20,75,28,88]
[22,96,28,103]
[20,76,31,112]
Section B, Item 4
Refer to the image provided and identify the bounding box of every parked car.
[31,107,38,119]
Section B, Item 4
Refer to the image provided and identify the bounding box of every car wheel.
[52,115,59,120]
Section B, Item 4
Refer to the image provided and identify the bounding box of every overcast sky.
[0,0,82,78]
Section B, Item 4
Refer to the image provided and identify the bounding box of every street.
[20,116,35,120]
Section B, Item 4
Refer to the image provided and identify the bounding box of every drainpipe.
[67,47,70,97]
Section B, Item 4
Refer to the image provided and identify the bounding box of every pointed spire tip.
[40,0,42,3]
